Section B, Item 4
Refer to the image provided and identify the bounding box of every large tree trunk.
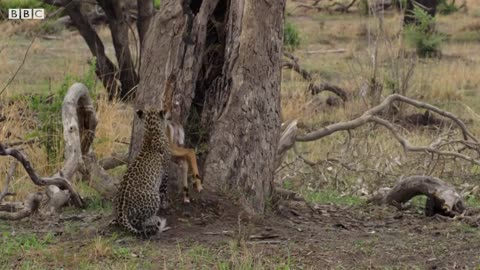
[129,0,285,213]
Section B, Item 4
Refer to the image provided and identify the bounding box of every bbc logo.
[8,9,45,20]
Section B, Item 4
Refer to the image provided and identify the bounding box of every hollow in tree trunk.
[128,0,285,213]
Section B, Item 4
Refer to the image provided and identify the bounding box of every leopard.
[114,108,171,236]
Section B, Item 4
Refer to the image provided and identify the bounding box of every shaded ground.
[1,191,480,269]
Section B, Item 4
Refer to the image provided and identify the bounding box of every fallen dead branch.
[282,53,349,102]
[276,94,480,190]
[367,176,466,217]
[0,83,118,220]
[0,193,43,220]
[0,144,84,208]
[297,94,477,144]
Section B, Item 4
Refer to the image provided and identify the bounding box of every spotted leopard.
[114,108,171,236]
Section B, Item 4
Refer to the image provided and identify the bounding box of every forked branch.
[276,94,480,169]
[0,143,84,208]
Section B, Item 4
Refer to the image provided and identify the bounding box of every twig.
[282,55,349,101]
[0,37,36,96]
[306,49,347,54]
[4,138,39,147]
[370,117,480,166]
[0,161,17,201]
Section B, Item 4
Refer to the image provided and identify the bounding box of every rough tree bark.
[129,0,285,213]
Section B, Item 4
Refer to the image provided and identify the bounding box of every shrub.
[284,21,300,51]
[437,0,459,15]
[404,6,445,57]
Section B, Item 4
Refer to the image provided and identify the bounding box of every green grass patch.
[465,195,480,208]
[175,242,295,269]
[0,231,56,266]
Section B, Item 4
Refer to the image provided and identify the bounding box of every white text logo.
[8,9,45,20]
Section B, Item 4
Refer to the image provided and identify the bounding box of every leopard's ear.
[136,109,144,119]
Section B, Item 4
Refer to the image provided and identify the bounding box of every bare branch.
[4,138,39,148]
[0,193,44,220]
[0,37,36,96]
[99,153,128,170]
[282,54,349,101]
[297,94,477,142]
[0,143,84,208]
[370,117,480,166]
[310,83,349,102]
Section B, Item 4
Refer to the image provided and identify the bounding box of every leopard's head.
[136,108,171,149]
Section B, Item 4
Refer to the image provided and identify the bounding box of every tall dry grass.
[0,2,480,200]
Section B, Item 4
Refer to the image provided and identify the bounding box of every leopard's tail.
[118,212,143,235]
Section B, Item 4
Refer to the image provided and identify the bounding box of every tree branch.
[0,144,84,208]
[0,193,43,220]
[282,53,349,101]
[297,94,477,142]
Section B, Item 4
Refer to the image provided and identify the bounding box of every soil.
[3,190,480,269]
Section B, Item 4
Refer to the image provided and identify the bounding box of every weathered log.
[0,193,43,220]
[62,83,116,199]
[0,143,84,208]
[368,176,466,217]
[0,83,119,220]
[43,185,70,215]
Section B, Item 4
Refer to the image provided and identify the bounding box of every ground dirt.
[2,191,480,269]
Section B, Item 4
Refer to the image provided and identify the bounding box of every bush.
[404,6,445,57]
[437,0,459,15]
[284,21,300,51]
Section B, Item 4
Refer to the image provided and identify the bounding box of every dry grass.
[0,2,480,201]
[280,4,480,193]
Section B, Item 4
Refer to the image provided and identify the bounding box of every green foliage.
[0,0,44,10]
[27,58,97,168]
[284,21,300,51]
[404,6,445,57]
[154,0,161,9]
[0,232,55,262]
[437,0,459,15]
